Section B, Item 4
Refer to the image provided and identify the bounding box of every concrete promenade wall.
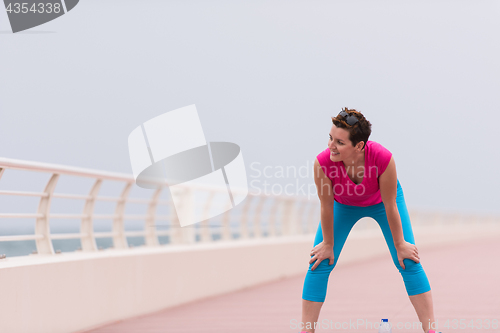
[0,220,499,333]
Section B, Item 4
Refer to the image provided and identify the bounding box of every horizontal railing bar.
[43,214,171,220]
[0,158,246,194]
[0,191,231,207]
[0,190,48,197]
[122,215,170,221]
[127,198,152,204]
[0,157,135,182]
[52,194,149,203]
[0,189,312,204]
[0,234,44,241]
[124,231,146,237]
[53,193,91,200]
[123,214,148,220]
[94,232,117,238]
[50,214,86,219]
[92,214,170,220]
[93,214,118,219]
[125,198,170,205]
[0,213,44,218]
[50,233,88,240]
[95,195,121,202]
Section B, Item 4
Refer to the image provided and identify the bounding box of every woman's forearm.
[320,203,334,245]
[385,203,405,247]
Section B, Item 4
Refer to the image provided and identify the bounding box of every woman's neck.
[343,149,365,168]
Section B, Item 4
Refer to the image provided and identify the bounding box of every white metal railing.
[0,157,320,258]
[1,157,498,259]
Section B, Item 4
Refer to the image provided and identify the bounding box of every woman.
[300,107,436,333]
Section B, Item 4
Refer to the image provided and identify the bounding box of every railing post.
[434,211,443,227]
[281,198,299,235]
[80,179,102,252]
[169,186,195,244]
[269,197,280,237]
[112,182,132,249]
[253,196,266,238]
[451,212,461,226]
[221,201,233,241]
[296,200,308,234]
[35,173,59,255]
[312,202,320,233]
[200,191,215,243]
[144,187,161,247]
[409,208,418,227]
[422,210,432,227]
[240,195,253,239]
[306,201,314,234]
[489,214,497,227]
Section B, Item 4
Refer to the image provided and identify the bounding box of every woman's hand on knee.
[395,241,420,269]
[309,241,335,270]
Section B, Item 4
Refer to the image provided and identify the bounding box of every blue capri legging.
[302,179,431,302]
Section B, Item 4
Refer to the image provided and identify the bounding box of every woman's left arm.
[379,156,420,269]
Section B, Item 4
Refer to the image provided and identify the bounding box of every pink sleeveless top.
[316,140,392,206]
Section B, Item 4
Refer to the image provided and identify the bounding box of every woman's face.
[328,125,361,162]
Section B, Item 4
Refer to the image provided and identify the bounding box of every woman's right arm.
[309,158,335,270]
[314,157,334,245]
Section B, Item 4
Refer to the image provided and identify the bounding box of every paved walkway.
[83,237,500,333]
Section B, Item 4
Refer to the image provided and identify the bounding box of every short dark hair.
[331,107,372,150]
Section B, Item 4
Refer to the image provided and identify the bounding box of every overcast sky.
[1,0,499,217]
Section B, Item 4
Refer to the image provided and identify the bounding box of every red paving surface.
[83,237,500,333]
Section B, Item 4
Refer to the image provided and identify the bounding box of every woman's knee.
[395,258,423,273]
[308,257,338,273]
